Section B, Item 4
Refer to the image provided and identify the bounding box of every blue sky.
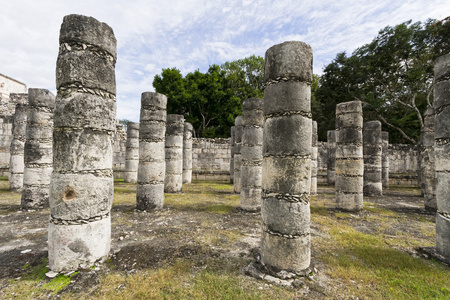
[1,0,448,122]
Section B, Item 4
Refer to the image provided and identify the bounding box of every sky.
[1,0,449,122]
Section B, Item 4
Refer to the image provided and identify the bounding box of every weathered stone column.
[9,103,28,192]
[229,126,235,184]
[327,130,336,185]
[335,100,363,211]
[124,122,139,183]
[363,120,382,196]
[419,107,436,210]
[21,89,54,209]
[234,116,243,193]
[164,114,184,193]
[381,131,389,189]
[48,14,116,271]
[261,41,312,273]
[434,53,450,260]
[136,92,167,210]
[311,121,318,195]
[240,98,263,211]
[182,122,193,184]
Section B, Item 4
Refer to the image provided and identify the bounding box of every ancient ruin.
[311,121,318,195]
[381,131,389,189]
[48,14,116,271]
[233,116,243,193]
[260,41,312,273]
[326,130,336,185]
[363,120,382,196]
[419,106,436,210]
[240,97,263,211]
[434,53,450,260]
[335,100,363,211]
[136,92,167,210]
[124,122,139,183]
[164,114,184,193]
[229,126,235,183]
[9,102,27,191]
[182,122,193,184]
[21,88,54,209]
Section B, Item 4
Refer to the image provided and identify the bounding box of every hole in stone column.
[63,187,77,201]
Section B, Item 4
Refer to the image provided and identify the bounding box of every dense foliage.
[314,17,450,143]
[152,55,264,137]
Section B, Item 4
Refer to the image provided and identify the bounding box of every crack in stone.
[435,103,450,115]
[265,110,312,119]
[264,75,311,87]
[138,180,164,185]
[435,137,450,146]
[59,42,116,64]
[262,224,310,239]
[50,212,110,225]
[57,82,116,100]
[262,191,310,204]
[54,169,113,177]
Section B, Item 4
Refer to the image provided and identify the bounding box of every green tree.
[315,17,450,143]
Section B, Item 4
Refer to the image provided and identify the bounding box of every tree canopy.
[314,17,450,143]
[153,55,264,138]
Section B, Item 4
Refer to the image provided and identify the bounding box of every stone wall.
[113,123,127,177]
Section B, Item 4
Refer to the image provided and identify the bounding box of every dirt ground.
[0,179,447,299]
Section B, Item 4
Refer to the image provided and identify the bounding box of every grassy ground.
[0,178,449,299]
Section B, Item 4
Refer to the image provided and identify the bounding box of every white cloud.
[1,0,449,121]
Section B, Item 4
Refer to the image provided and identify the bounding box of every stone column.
[9,103,28,192]
[363,120,382,196]
[311,121,318,195]
[434,53,450,260]
[21,89,54,209]
[381,131,389,190]
[124,122,139,183]
[164,114,184,193]
[335,100,363,211]
[240,98,263,211]
[48,14,116,271]
[229,126,235,184]
[136,92,167,210]
[182,122,193,184]
[233,116,243,193]
[261,41,312,273]
[327,130,336,185]
[419,107,436,210]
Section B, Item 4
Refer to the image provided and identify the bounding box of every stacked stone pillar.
[419,107,436,210]
[21,89,54,209]
[261,41,312,273]
[182,122,193,184]
[381,131,389,189]
[434,53,450,260]
[335,101,363,211]
[310,121,318,195]
[229,126,235,184]
[9,103,28,192]
[326,130,336,185]
[124,122,139,183]
[233,116,243,193]
[136,92,167,210]
[363,121,382,196]
[48,14,116,271]
[164,114,184,193]
[240,98,263,211]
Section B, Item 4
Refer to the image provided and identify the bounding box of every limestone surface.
[311,121,318,195]
[434,53,450,260]
[48,14,116,271]
[21,89,54,209]
[335,100,363,211]
[164,114,184,193]
[381,131,389,189]
[261,41,312,274]
[136,92,167,210]
[124,122,139,183]
[240,98,263,211]
[363,121,382,196]
[182,122,193,184]
[327,130,336,185]
[9,102,28,192]
[229,126,235,184]
[234,116,243,193]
